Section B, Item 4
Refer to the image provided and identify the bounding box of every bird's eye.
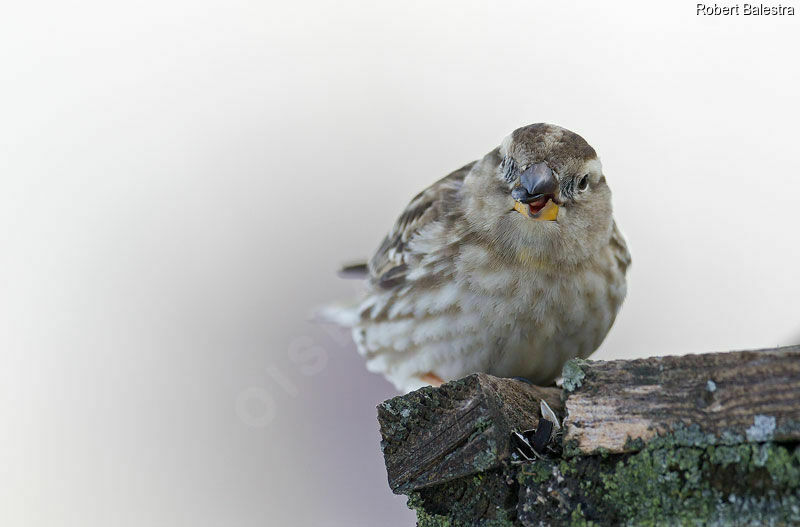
[577,174,590,192]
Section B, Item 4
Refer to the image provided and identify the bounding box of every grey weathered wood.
[377,373,562,493]
[378,346,800,526]
[563,345,800,454]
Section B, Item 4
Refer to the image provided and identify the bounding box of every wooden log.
[377,346,800,526]
[562,345,800,454]
[377,373,562,493]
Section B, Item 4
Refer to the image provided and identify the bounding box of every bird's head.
[463,123,614,266]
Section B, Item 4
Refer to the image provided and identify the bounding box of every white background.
[1,1,798,526]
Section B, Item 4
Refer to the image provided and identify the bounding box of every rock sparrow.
[327,123,630,393]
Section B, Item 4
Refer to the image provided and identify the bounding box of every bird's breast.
[455,244,626,380]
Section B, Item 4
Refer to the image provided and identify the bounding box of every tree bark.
[563,346,800,454]
[378,373,561,494]
[376,345,800,526]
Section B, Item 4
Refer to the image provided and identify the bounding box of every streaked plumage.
[328,123,630,393]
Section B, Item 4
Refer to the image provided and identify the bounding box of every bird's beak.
[511,162,560,222]
[513,199,559,221]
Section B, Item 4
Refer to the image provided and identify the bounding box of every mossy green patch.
[408,469,518,527]
[408,438,800,525]
[585,440,800,525]
[569,504,598,527]
[562,438,583,459]
[511,427,800,526]
[409,493,453,527]
[516,460,554,486]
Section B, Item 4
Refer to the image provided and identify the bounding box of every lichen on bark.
[406,428,800,526]
[408,469,518,527]
[382,348,800,525]
[517,431,800,526]
[561,359,588,392]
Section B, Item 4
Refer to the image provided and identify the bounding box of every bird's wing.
[368,161,475,289]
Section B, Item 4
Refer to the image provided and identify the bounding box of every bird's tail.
[312,260,369,327]
[313,299,361,327]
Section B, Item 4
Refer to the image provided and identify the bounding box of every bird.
[325,123,630,393]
